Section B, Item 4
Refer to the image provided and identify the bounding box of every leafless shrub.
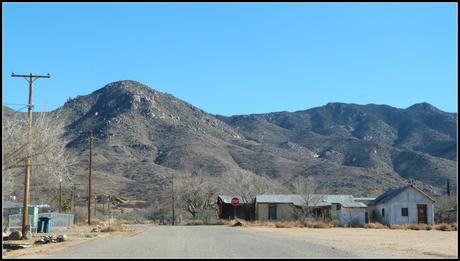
[274,221,302,228]
[363,222,387,229]
[303,220,332,228]
[100,220,125,232]
[389,224,407,230]
[407,224,428,230]
[434,223,455,231]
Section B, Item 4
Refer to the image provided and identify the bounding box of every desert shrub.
[389,224,407,230]
[100,220,125,232]
[434,223,453,231]
[274,221,303,228]
[313,221,332,228]
[363,223,387,229]
[407,224,428,230]
[451,223,457,231]
[330,219,340,227]
[303,220,331,228]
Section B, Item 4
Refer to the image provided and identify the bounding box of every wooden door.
[417,204,427,224]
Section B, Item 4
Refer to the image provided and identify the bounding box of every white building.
[368,185,435,225]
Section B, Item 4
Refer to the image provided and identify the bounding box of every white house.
[368,185,435,225]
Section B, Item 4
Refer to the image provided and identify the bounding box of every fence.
[7,212,74,233]
[38,213,74,228]
[7,214,36,233]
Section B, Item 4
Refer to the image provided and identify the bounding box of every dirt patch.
[246,227,458,258]
[2,224,141,259]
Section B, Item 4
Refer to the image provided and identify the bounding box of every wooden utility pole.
[59,179,62,212]
[172,173,175,226]
[94,195,97,219]
[11,72,50,239]
[88,131,93,225]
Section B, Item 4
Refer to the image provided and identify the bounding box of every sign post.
[231,197,240,220]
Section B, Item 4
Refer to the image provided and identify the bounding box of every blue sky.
[2,3,458,115]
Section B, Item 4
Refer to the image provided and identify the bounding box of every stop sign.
[231,197,240,206]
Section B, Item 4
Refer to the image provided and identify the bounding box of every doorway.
[417,204,427,224]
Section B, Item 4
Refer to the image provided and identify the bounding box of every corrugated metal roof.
[370,185,435,206]
[255,194,367,208]
[322,195,367,208]
[255,194,307,206]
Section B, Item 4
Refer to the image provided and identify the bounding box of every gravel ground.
[248,227,458,259]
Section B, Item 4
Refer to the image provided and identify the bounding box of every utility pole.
[11,72,50,239]
[88,131,93,225]
[59,178,62,212]
[172,173,175,226]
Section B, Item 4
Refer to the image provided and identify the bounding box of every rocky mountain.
[3,80,457,202]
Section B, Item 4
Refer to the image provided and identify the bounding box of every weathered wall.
[255,203,295,221]
[338,207,366,227]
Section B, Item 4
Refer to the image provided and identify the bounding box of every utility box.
[28,206,39,227]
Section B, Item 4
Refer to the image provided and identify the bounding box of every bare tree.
[220,169,287,204]
[434,195,457,223]
[2,111,74,202]
[175,175,218,219]
[292,175,322,221]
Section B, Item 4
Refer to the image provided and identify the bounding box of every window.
[401,208,408,217]
[336,204,341,210]
[381,208,385,217]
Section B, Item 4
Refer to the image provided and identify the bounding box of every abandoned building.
[216,195,254,221]
[254,194,367,227]
[368,185,435,225]
[217,185,436,226]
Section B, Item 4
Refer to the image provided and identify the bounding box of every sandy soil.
[2,224,140,259]
[247,227,458,258]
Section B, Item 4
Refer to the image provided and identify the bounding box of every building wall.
[370,187,434,225]
[255,203,295,221]
[338,207,366,227]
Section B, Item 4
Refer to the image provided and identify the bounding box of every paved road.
[49,225,358,258]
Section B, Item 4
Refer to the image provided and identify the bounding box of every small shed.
[369,185,435,225]
[255,195,306,221]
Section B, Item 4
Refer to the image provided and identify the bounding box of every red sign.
[231,197,240,206]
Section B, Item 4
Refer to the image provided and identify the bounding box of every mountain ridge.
[3,80,457,202]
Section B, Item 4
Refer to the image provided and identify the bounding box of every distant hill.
[3,80,457,201]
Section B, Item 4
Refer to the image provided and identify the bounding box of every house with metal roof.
[254,194,368,227]
[368,185,435,225]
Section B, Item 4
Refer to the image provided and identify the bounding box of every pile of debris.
[34,235,67,244]
[3,230,31,241]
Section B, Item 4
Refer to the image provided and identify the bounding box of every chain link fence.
[7,212,74,233]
